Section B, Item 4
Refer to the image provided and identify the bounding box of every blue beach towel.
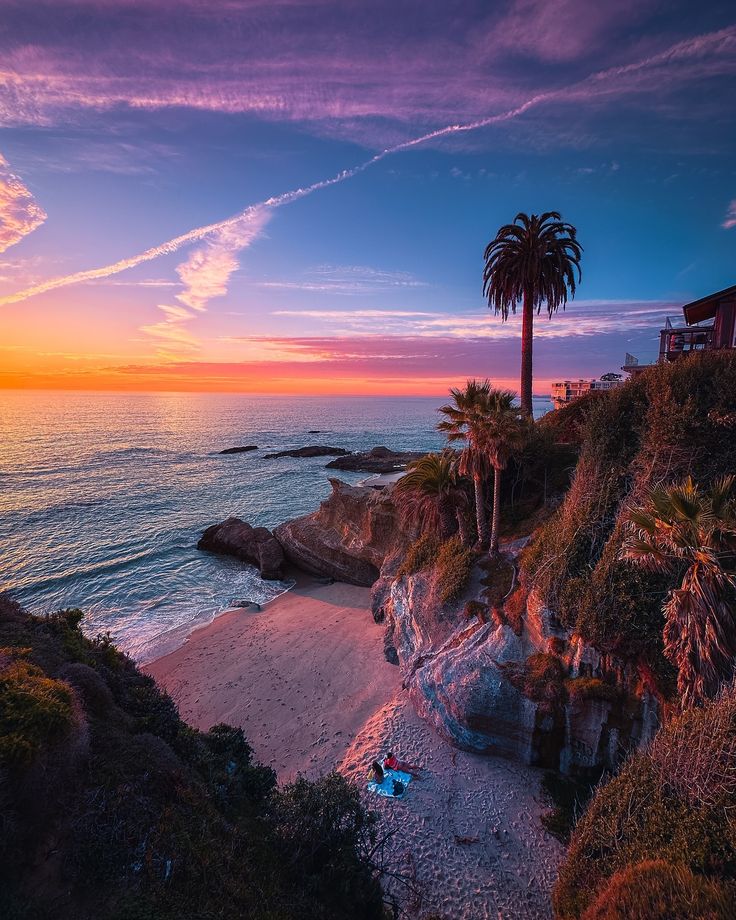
[367,768,412,799]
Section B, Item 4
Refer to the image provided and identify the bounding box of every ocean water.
[0,390,551,662]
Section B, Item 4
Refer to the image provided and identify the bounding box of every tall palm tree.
[621,476,736,708]
[437,380,493,548]
[483,212,582,417]
[394,451,469,542]
[479,390,528,555]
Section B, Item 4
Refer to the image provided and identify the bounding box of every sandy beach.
[145,579,399,780]
[145,580,563,919]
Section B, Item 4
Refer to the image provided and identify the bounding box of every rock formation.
[263,445,349,459]
[197,517,285,580]
[374,555,659,775]
[325,445,425,473]
[273,479,407,586]
[219,445,258,454]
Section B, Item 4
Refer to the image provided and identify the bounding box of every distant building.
[624,284,736,376]
[550,375,623,410]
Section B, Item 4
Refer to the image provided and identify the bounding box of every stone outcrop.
[374,556,660,775]
[273,479,407,586]
[197,517,286,580]
[219,445,258,454]
[325,446,425,473]
[263,445,349,459]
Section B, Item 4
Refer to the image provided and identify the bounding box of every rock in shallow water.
[325,445,425,473]
[263,445,349,459]
[219,445,258,454]
[197,517,285,580]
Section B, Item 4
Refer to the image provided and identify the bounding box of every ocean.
[0,390,552,662]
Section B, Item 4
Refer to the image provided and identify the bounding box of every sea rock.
[263,445,349,459]
[197,517,285,580]
[219,445,258,454]
[325,445,425,473]
[273,479,407,586]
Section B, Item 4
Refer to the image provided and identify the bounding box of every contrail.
[2,25,733,308]
[0,94,557,307]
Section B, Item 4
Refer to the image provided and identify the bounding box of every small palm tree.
[479,390,528,555]
[394,451,469,542]
[437,380,493,548]
[483,212,582,417]
[621,476,736,708]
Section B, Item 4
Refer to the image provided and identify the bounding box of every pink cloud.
[723,200,736,230]
[0,153,46,253]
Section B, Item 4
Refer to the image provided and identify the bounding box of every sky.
[0,0,735,396]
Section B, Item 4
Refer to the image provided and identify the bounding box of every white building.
[550,376,623,410]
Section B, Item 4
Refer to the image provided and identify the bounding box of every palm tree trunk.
[474,473,489,548]
[456,507,471,546]
[490,463,502,555]
[520,288,534,418]
[439,502,455,540]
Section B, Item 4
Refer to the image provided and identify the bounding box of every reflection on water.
[0,391,552,661]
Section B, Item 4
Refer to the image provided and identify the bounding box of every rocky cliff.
[374,553,660,776]
[273,479,408,586]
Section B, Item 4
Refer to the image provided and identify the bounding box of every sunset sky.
[1,0,735,395]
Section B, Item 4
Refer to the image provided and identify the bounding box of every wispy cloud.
[259,265,427,295]
[1,24,734,318]
[722,200,736,229]
[0,153,46,253]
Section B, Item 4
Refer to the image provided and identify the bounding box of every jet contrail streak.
[2,25,733,308]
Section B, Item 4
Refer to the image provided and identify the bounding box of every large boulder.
[273,479,407,586]
[197,517,286,580]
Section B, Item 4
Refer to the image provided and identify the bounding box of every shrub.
[580,860,735,920]
[480,554,515,608]
[523,353,736,679]
[505,653,566,704]
[0,648,76,768]
[553,684,736,919]
[565,677,620,704]
[434,536,475,605]
[397,533,440,577]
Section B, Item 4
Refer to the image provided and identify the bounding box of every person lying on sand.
[384,751,423,778]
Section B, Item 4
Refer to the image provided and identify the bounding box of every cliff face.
[374,559,659,776]
[273,479,407,586]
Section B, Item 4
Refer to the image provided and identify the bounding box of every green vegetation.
[394,450,470,542]
[437,378,496,547]
[553,685,736,918]
[621,475,736,707]
[579,860,733,920]
[504,652,566,704]
[564,677,620,704]
[522,352,736,675]
[0,647,76,767]
[483,211,582,416]
[397,532,441,577]
[0,594,384,920]
[434,536,476,604]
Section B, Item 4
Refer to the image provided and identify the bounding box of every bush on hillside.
[397,532,441,577]
[553,684,736,919]
[579,860,734,920]
[434,536,476,604]
[0,593,384,920]
[523,352,736,674]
